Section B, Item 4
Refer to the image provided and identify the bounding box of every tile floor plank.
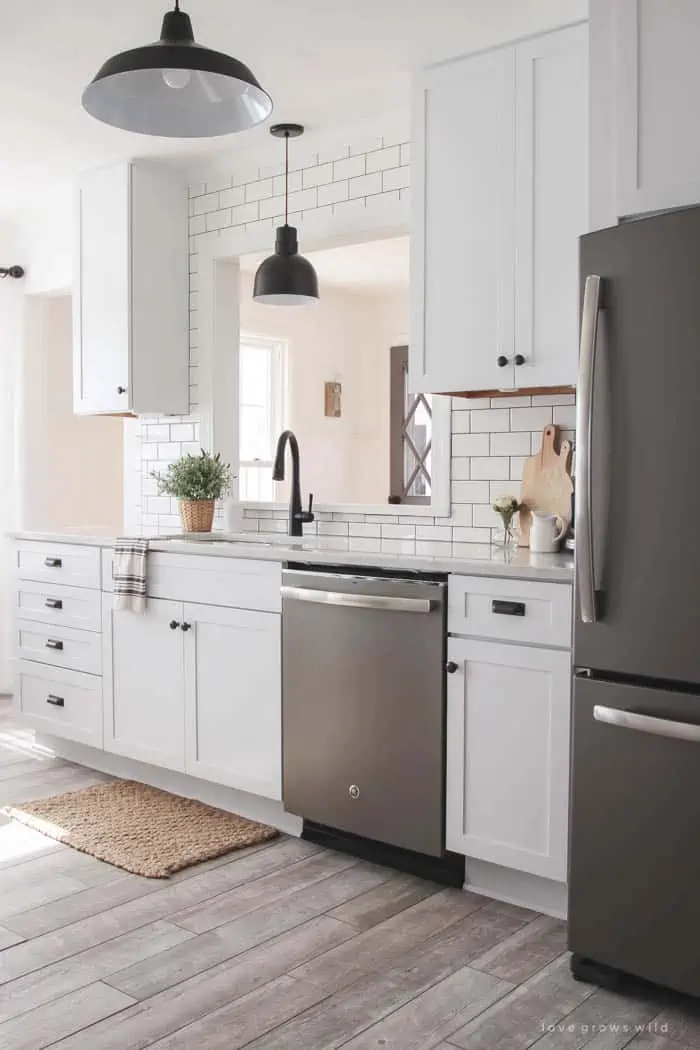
[0,981,135,1050]
[527,986,662,1050]
[168,849,363,933]
[0,925,24,950]
[326,872,441,930]
[469,914,569,984]
[0,920,194,1025]
[446,954,596,1050]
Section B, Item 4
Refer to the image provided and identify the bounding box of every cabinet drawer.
[13,542,101,589]
[16,662,102,748]
[448,575,572,648]
[16,619,102,676]
[14,581,102,633]
[102,549,281,613]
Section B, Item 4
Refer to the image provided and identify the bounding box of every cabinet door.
[446,637,571,880]
[103,595,186,770]
[613,0,700,217]
[514,24,588,387]
[183,604,281,800]
[410,49,516,393]
[74,164,131,414]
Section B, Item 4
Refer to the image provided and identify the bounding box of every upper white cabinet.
[591,0,700,226]
[74,162,189,415]
[410,23,589,394]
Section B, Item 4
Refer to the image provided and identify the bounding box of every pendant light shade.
[253,124,319,306]
[82,2,272,138]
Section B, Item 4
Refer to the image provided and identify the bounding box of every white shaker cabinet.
[103,596,186,771]
[446,636,571,881]
[74,162,189,415]
[183,603,282,800]
[410,23,588,394]
[591,0,700,226]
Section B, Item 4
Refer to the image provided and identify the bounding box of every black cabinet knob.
[514,354,526,366]
[446,661,459,674]
[181,622,192,631]
[44,557,62,568]
[169,620,180,630]
[117,386,127,394]
[497,355,509,367]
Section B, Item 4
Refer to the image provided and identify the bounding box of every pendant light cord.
[284,131,289,226]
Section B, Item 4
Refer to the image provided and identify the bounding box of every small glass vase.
[494,516,516,549]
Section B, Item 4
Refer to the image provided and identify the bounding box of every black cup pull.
[514,354,526,366]
[169,620,180,630]
[45,598,63,610]
[492,599,526,617]
[497,355,509,367]
[46,694,65,708]
[44,557,62,568]
[46,639,64,651]
[181,622,192,632]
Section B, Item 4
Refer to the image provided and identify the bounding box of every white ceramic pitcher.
[530,512,566,553]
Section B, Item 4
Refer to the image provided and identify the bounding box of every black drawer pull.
[44,557,62,568]
[46,694,65,708]
[45,598,63,610]
[46,639,64,651]
[492,599,526,617]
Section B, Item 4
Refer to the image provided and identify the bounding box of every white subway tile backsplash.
[416,540,452,556]
[317,180,350,207]
[489,481,521,503]
[349,172,383,199]
[169,423,195,442]
[473,504,500,528]
[219,185,245,209]
[366,146,401,173]
[532,393,576,406]
[400,143,411,166]
[245,178,273,202]
[381,538,416,555]
[273,170,303,196]
[348,522,381,538]
[233,201,259,225]
[452,434,489,457]
[452,481,491,504]
[510,457,527,481]
[192,192,219,215]
[470,457,510,481]
[450,504,474,526]
[470,409,510,433]
[317,521,349,536]
[333,155,366,181]
[452,526,492,544]
[490,396,531,409]
[489,432,532,457]
[510,406,553,431]
[382,166,410,192]
[455,398,491,410]
[451,413,471,435]
[157,442,182,460]
[142,424,170,443]
[381,524,415,540]
[303,163,334,189]
[416,525,451,542]
[554,405,577,428]
[451,459,471,480]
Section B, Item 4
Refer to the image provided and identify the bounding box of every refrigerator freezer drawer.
[569,674,700,997]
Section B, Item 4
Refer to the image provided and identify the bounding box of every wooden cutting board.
[519,424,574,547]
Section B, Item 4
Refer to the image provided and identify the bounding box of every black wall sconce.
[0,266,25,280]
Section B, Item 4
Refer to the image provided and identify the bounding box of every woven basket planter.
[179,499,215,533]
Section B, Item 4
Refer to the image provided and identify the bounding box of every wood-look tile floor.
[0,699,696,1050]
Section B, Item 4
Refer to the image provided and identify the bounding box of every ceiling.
[1,0,587,218]
[240,235,410,294]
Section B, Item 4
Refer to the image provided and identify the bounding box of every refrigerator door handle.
[576,274,602,624]
[594,704,700,744]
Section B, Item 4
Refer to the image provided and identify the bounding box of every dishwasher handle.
[281,585,437,614]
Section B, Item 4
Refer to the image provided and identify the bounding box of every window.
[389,345,432,505]
[238,335,286,501]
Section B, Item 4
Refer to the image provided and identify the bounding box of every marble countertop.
[11,529,574,583]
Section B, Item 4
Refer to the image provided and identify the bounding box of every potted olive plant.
[153,450,233,533]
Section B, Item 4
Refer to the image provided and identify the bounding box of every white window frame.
[238,333,287,502]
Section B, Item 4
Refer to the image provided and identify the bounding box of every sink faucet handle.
[299,493,315,525]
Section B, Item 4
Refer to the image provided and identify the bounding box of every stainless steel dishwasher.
[282,566,449,865]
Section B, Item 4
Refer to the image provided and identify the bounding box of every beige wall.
[239,270,408,505]
[21,295,124,531]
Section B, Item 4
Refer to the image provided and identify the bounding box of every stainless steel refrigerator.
[569,204,700,997]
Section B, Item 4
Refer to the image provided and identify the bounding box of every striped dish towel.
[113,538,149,613]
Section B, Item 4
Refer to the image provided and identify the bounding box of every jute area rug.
[4,779,279,878]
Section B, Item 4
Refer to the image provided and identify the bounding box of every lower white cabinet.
[183,603,281,800]
[103,597,186,771]
[446,636,571,881]
[102,595,281,797]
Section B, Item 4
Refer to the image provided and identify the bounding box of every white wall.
[239,270,408,505]
[21,295,124,532]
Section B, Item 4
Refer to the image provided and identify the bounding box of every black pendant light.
[253,124,319,306]
[82,1,272,138]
